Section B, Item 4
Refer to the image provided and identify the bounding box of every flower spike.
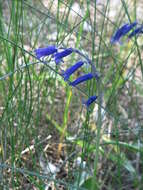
[54,48,73,64]
[83,95,98,107]
[110,21,137,44]
[69,73,98,86]
[62,61,84,81]
[34,45,57,59]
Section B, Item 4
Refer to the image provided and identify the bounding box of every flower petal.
[128,25,143,38]
[83,95,98,107]
[54,48,73,64]
[110,22,137,44]
[69,73,98,86]
[34,45,57,59]
[62,61,84,81]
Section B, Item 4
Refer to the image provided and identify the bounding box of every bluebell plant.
[110,22,137,44]
[110,21,143,44]
[34,45,100,108]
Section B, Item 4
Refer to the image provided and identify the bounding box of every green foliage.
[0,0,143,189]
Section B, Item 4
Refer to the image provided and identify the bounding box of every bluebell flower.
[53,48,73,64]
[34,45,57,59]
[128,25,143,38]
[69,73,98,86]
[110,21,137,44]
[62,61,84,81]
[83,95,98,107]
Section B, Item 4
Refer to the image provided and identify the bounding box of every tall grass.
[0,0,143,189]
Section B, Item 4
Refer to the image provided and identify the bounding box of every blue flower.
[69,73,98,86]
[34,44,100,108]
[62,61,84,81]
[53,48,73,64]
[128,25,143,38]
[83,95,98,107]
[34,45,57,59]
[110,22,137,44]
